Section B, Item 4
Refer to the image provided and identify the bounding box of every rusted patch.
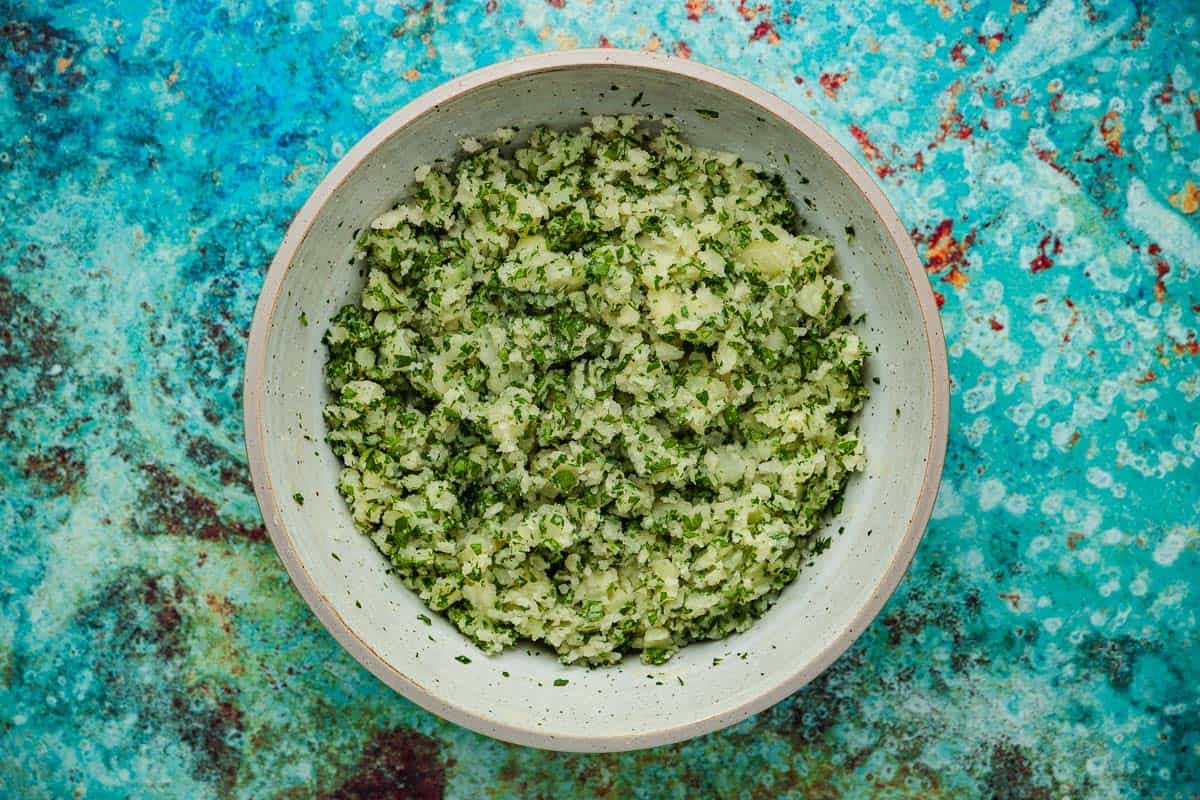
[976,31,1005,52]
[22,445,86,495]
[882,608,929,646]
[1168,179,1199,215]
[911,219,977,277]
[77,568,249,792]
[1030,232,1062,273]
[177,696,246,794]
[134,462,266,543]
[929,84,973,146]
[848,125,898,178]
[77,569,188,664]
[183,432,255,494]
[984,742,1054,800]
[749,19,780,44]
[323,726,448,800]
[0,17,87,108]
[1172,334,1198,356]
[0,276,67,438]
[819,71,849,99]
[1031,143,1080,185]
[685,0,713,20]
[1098,110,1124,156]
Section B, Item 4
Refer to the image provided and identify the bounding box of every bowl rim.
[243,47,950,752]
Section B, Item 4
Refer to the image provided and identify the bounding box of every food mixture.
[322,116,867,665]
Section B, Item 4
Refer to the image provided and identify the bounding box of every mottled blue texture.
[2,0,1198,796]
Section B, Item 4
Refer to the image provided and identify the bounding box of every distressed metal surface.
[1,0,1197,796]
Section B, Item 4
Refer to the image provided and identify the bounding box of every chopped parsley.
[323,116,867,667]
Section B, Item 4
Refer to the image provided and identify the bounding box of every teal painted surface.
[2,0,1198,796]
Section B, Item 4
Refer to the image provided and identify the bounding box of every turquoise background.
[2,0,1198,796]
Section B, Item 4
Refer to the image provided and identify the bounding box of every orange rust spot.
[977,32,1005,52]
[403,68,420,81]
[927,82,973,147]
[1099,111,1124,156]
[989,318,1005,331]
[673,40,692,58]
[1154,259,1170,303]
[917,219,977,275]
[736,0,766,20]
[645,33,662,51]
[55,56,73,74]
[1129,13,1150,48]
[926,0,953,17]
[1168,179,1199,215]
[750,20,780,44]
[819,72,849,99]
[942,266,970,288]
[1173,336,1199,356]
[1134,369,1157,385]
[933,291,946,308]
[949,42,967,66]
[685,0,713,20]
[849,124,883,162]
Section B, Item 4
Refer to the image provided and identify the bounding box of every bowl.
[243,49,948,752]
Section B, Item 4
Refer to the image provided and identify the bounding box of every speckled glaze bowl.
[244,49,948,752]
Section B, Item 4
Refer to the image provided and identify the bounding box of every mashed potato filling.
[323,116,866,665]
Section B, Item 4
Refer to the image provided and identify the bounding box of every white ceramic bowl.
[244,49,948,752]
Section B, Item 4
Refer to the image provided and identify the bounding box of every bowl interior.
[248,56,941,750]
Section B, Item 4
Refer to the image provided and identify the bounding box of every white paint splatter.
[994,0,1132,82]
[1125,178,1200,268]
[979,478,1007,511]
[1152,528,1190,567]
